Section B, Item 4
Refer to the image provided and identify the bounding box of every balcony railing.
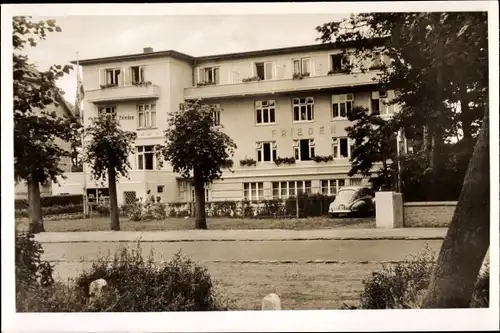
[85,84,161,103]
[184,71,379,100]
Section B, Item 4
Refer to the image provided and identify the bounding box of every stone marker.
[89,278,108,300]
[262,293,281,310]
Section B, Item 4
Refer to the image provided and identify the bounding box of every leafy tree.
[316,12,487,200]
[317,12,489,307]
[345,106,397,190]
[13,16,77,233]
[82,115,137,231]
[161,100,236,229]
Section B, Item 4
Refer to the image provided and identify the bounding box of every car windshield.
[335,189,356,203]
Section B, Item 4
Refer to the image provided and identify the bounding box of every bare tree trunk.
[422,105,489,308]
[27,173,44,233]
[194,168,207,229]
[108,168,120,231]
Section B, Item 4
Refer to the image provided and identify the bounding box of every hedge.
[15,195,84,210]
[15,204,83,218]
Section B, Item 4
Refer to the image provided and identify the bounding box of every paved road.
[43,239,443,281]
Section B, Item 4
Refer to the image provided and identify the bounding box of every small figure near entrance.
[146,190,156,206]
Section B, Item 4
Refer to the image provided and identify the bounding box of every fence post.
[296,191,301,218]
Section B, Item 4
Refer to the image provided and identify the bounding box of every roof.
[71,37,388,66]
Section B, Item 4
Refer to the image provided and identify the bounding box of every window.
[137,145,156,170]
[157,185,164,193]
[256,141,277,162]
[371,91,390,115]
[190,185,210,202]
[255,62,273,80]
[272,181,312,198]
[330,54,349,72]
[123,191,137,204]
[212,104,221,126]
[331,94,354,119]
[371,52,383,69]
[292,58,311,75]
[350,178,363,186]
[105,68,121,85]
[137,104,156,128]
[294,139,315,161]
[321,179,346,195]
[130,66,145,83]
[333,137,351,159]
[98,106,116,119]
[292,97,314,122]
[87,188,109,205]
[199,67,220,84]
[255,100,276,124]
[243,182,264,201]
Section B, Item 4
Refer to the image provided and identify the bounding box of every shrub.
[15,231,55,311]
[74,245,232,311]
[212,201,237,217]
[357,248,489,309]
[240,200,254,217]
[93,204,111,216]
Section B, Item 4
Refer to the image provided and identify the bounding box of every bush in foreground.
[352,247,489,309]
[16,232,232,312]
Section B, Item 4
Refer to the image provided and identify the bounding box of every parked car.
[328,186,375,217]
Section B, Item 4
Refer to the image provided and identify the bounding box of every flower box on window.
[240,158,257,167]
[274,157,296,166]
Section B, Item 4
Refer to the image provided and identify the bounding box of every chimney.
[143,47,154,54]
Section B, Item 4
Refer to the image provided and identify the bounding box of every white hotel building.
[53,42,398,205]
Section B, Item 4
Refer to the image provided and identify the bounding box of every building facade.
[52,43,398,205]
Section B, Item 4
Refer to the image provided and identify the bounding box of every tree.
[317,12,489,307]
[13,16,77,233]
[82,115,137,231]
[316,12,487,200]
[345,106,398,190]
[162,100,236,229]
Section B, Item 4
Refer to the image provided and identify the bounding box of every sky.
[25,14,346,104]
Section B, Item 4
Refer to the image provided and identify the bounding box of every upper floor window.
[292,97,314,122]
[255,100,276,125]
[137,104,156,128]
[350,178,363,186]
[371,91,391,115]
[333,137,351,159]
[98,106,116,119]
[130,66,145,83]
[210,104,221,126]
[371,52,384,69]
[256,141,277,162]
[105,68,121,86]
[255,62,273,81]
[199,67,220,85]
[321,179,346,195]
[332,93,354,119]
[243,182,264,201]
[330,53,349,73]
[137,145,157,170]
[293,139,315,161]
[292,58,311,75]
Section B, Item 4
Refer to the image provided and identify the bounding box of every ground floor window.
[190,184,211,202]
[321,179,346,195]
[350,178,363,186]
[243,182,264,201]
[123,191,137,204]
[87,188,109,205]
[272,180,312,198]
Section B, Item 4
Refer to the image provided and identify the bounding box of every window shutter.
[275,66,284,79]
[123,67,130,86]
[197,67,203,83]
[231,71,240,84]
[98,69,104,86]
[265,62,273,80]
[315,62,323,76]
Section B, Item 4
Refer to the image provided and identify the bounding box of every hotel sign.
[272,125,336,138]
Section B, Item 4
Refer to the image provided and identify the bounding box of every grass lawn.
[16,216,375,232]
[51,261,379,310]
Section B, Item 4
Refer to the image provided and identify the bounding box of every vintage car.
[328,186,376,217]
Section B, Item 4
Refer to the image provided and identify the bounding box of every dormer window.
[105,68,121,86]
[255,62,273,81]
[330,54,349,73]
